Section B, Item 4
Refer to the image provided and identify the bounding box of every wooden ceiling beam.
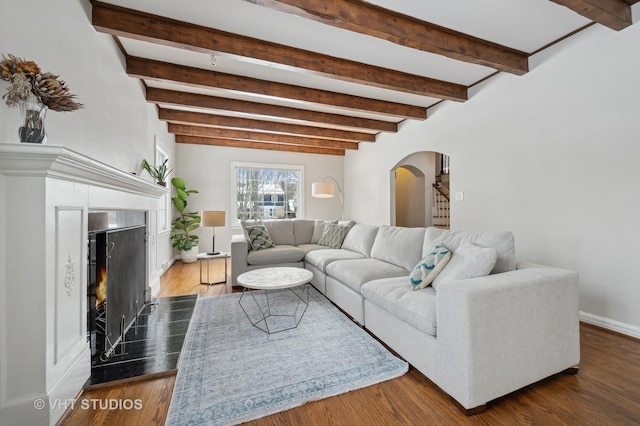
[244,0,529,75]
[128,57,426,120]
[168,123,359,150]
[92,1,467,100]
[146,88,397,132]
[176,135,345,156]
[549,0,635,30]
[158,108,375,142]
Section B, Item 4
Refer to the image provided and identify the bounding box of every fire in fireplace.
[87,210,147,364]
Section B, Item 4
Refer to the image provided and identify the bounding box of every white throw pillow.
[409,244,451,290]
[432,242,497,290]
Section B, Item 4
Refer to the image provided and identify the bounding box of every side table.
[197,252,230,286]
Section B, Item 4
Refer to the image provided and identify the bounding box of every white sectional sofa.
[230,219,580,413]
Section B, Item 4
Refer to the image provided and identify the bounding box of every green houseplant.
[170,177,200,263]
[141,158,172,186]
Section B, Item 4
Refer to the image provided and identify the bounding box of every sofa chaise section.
[363,262,580,413]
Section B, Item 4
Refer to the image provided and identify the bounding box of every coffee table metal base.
[239,284,309,334]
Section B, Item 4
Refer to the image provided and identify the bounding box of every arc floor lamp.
[201,210,226,255]
[311,176,343,220]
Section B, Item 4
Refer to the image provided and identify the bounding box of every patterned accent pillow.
[409,244,451,290]
[317,223,349,248]
[244,224,275,251]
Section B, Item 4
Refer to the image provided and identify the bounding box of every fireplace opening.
[87,211,147,364]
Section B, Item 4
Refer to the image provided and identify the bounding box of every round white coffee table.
[237,267,313,334]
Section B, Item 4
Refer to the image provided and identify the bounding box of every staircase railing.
[432,183,450,228]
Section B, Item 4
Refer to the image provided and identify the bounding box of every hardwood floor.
[61,260,640,425]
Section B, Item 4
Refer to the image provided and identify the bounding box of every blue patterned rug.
[166,286,408,425]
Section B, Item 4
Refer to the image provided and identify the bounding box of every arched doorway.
[391,152,450,228]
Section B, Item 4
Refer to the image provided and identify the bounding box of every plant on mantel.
[141,158,172,186]
[170,177,200,262]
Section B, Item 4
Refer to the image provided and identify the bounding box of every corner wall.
[345,24,640,335]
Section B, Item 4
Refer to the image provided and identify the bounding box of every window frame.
[155,138,171,233]
[230,161,305,226]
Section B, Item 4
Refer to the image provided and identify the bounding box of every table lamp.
[202,210,226,255]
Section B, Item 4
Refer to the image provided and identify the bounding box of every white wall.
[345,24,640,335]
[175,143,344,254]
[0,0,176,271]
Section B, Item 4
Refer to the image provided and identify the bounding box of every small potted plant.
[141,158,172,186]
[170,177,200,263]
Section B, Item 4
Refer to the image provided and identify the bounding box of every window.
[155,138,171,232]
[231,162,304,223]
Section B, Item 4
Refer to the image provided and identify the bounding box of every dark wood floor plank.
[60,260,640,425]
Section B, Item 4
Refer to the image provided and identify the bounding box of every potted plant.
[141,158,172,186]
[170,177,200,263]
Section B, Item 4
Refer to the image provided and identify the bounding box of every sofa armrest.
[435,263,580,409]
[231,234,249,286]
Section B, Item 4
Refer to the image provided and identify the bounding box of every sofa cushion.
[263,220,295,246]
[370,226,426,271]
[311,220,337,244]
[341,224,379,257]
[423,228,516,274]
[325,258,408,294]
[246,245,305,266]
[293,219,315,246]
[409,244,451,290]
[318,223,350,248]
[362,277,437,337]
[296,243,330,255]
[432,242,497,290]
[244,224,275,251]
[304,248,366,272]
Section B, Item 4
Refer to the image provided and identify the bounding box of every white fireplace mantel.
[0,143,168,197]
[0,143,168,425]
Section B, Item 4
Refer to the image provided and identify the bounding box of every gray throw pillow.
[317,223,349,248]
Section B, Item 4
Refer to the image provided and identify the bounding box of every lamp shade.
[312,181,334,198]
[202,210,226,227]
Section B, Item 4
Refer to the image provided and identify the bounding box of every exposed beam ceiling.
[168,123,359,150]
[550,0,639,31]
[93,1,467,100]
[146,88,398,132]
[127,56,427,120]
[243,0,530,75]
[176,135,345,156]
[158,108,376,142]
[90,0,637,155]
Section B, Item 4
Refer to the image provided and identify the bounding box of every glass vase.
[18,99,48,144]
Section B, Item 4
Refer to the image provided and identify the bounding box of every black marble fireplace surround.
[86,210,195,386]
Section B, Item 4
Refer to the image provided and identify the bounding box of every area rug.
[166,286,408,425]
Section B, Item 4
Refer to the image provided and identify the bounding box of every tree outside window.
[232,162,304,223]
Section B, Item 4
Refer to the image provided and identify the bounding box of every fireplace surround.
[0,143,167,425]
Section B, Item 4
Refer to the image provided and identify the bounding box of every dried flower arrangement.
[0,53,83,112]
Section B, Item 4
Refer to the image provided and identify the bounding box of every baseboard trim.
[580,311,640,339]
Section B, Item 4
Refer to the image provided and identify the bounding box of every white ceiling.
[96,0,628,152]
